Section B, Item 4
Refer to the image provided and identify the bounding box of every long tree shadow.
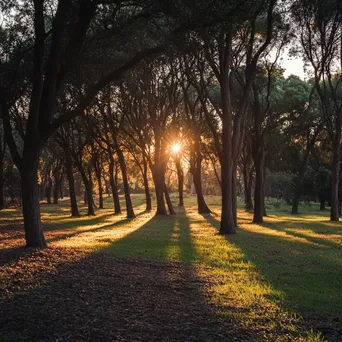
[201,213,342,341]
[259,219,342,249]
[0,210,235,342]
[102,207,197,261]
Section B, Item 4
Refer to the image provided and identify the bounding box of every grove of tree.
[0,0,342,248]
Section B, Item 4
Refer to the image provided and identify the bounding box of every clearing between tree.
[1,195,341,341]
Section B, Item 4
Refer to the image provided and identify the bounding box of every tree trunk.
[0,159,4,210]
[253,150,265,223]
[291,193,300,215]
[53,181,59,204]
[96,169,104,209]
[45,177,52,204]
[243,164,253,211]
[219,38,237,235]
[143,159,152,211]
[152,164,168,215]
[232,165,238,227]
[319,195,326,210]
[84,178,95,216]
[192,160,211,214]
[262,187,267,216]
[21,162,47,248]
[330,150,340,221]
[109,158,121,214]
[59,182,64,199]
[164,183,176,215]
[220,160,236,234]
[65,160,79,217]
[175,158,184,207]
[117,148,135,218]
[79,167,95,216]
[191,137,211,214]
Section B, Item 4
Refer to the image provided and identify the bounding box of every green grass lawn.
[1,194,341,340]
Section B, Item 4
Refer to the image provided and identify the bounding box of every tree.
[189,0,277,232]
[293,0,342,220]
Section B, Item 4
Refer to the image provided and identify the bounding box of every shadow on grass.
[201,213,342,340]
[0,210,233,342]
[103,207,196,262]
[45,217,135,244]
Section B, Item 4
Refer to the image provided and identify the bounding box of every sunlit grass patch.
[1,194,340,340]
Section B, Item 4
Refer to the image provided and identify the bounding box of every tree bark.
[21,161,47,248]
[83,177,95,216]
[108,157,121,214]
[331,148,340,221]
[164,183,176,215]
[95,167,104,209]
[232,166,238,227]
[45,177,52,204]
[53,180,59,204]
[65,159,79,217]
[0,158,4,210]
[291,193,300,215]
[190,136,211,214]
[220,160,236,234]
[319,195,326,210]
[192,158,211,214]
[142,159,152,211]
[152,164,168,215]
[116,147,135,218]
[78,164,95,216]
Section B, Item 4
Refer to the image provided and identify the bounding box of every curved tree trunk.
[116,148,135,219]
[164,183,176,215]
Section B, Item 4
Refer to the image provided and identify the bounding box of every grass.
[1,193,342,340]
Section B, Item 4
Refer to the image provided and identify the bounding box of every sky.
[282,55,306,79]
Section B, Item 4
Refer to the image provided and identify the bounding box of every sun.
[172,143,181,153]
